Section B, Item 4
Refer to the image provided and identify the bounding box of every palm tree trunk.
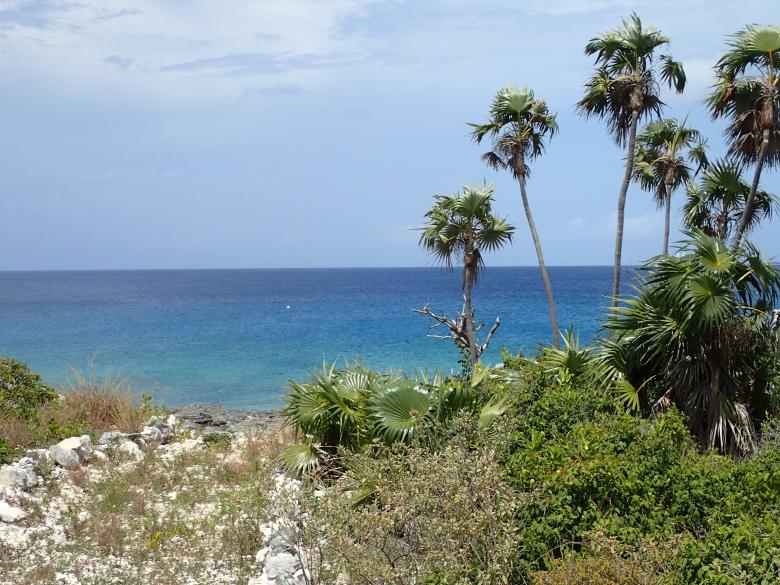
[518,177,560,349]
[733,128,770,247]
[462,259,479,365]
[663,184,672,255]
[612,109,640,304]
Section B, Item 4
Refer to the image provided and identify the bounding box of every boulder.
[0,458,40,490]
[140,426,163,447]
[264,552,303,583]
[48,444,81,470]
[145,415,174,440]
[48,436,94,470]
[98,431,126,447]
[0,500,26,523]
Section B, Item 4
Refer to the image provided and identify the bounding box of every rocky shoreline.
[173,403,286,435]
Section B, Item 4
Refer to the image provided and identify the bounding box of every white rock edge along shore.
[0,413,317,585]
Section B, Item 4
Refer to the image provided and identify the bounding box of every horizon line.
[0,264,638,273]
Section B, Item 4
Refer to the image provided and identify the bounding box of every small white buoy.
[286,305,291,309]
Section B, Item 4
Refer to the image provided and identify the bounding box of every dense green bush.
[0,436,12,465]
[497,362,780,581]
[282,363,507,475]
[0,357,58,421]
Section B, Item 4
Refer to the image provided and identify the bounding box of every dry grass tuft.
[56,367,150,433]
[0,412,35,451]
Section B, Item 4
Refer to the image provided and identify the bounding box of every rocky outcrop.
[49,435,93,470]
[250,475,309,585]
[0,457,40,491]
[175,404,283,435]
[0,415,178,525]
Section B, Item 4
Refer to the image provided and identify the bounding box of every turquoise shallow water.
[0,267,625,409]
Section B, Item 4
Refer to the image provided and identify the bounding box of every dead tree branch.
[412,301,500,361]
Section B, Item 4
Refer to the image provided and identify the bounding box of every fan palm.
[683,161,776,240]
[470,85,560,348]
[633,118,707,254]
[577,13,686,301]
[604,231,780,455]
[419,185,515,365]
[707,25,780,245]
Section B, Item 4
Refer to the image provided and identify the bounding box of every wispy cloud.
[161,52,359,76]
[103,54,133,70]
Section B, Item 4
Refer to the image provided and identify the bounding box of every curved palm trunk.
[663,184,672,255]
[462,257,479,365]
[733,128,769,247]
[612,109,640,304]
[518,178,560,349]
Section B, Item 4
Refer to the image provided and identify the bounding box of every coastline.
[172,403,286,435]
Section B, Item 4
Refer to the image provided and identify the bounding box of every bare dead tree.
[413,300,500,361]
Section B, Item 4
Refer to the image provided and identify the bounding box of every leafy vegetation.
[602,232,779,454]
[281,362,506,475]
[0,358,163,463]
[288,360,780,584]
[0,357,58,422]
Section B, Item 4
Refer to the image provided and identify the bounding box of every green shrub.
[496,362,780,578]
[0,436,12,465]
[282,363,509,475]
[0,357,58,421]
[306,427,521,585]
[669,512,780,584]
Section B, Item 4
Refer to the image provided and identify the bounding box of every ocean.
[0,267,623,410]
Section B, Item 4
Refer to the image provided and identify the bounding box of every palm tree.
[604,232,780,455]
[633,118,707,254]
[470,85,561,348]
[707,25,780,246]
[683,161,777,240]
[419,185,515,365]
[577,13,686,301]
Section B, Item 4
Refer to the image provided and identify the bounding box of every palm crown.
[707,25,780,168]
[469,85,558,179]
[683,161,777,240]
[577,12,686,146]
[419,185,514,286]
[633,118,707,206]
[605,231,780,454]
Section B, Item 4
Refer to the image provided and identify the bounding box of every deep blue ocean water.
[0,267,624,410]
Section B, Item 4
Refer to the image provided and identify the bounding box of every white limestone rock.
[117,440,144,461]
[0,500,27,523]
[48,443,81,471]
[98,431,126,447]
[0,458,40,490]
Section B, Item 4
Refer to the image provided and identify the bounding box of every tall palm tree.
[683,161,777,240]
[469,85,560,348]
[419,185,515,365]
[577,13,686,301]
[633,118,707,254]
[604,232,780,455]
[707,25,780,246]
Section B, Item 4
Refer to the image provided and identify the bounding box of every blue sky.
[0,0,777,270]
